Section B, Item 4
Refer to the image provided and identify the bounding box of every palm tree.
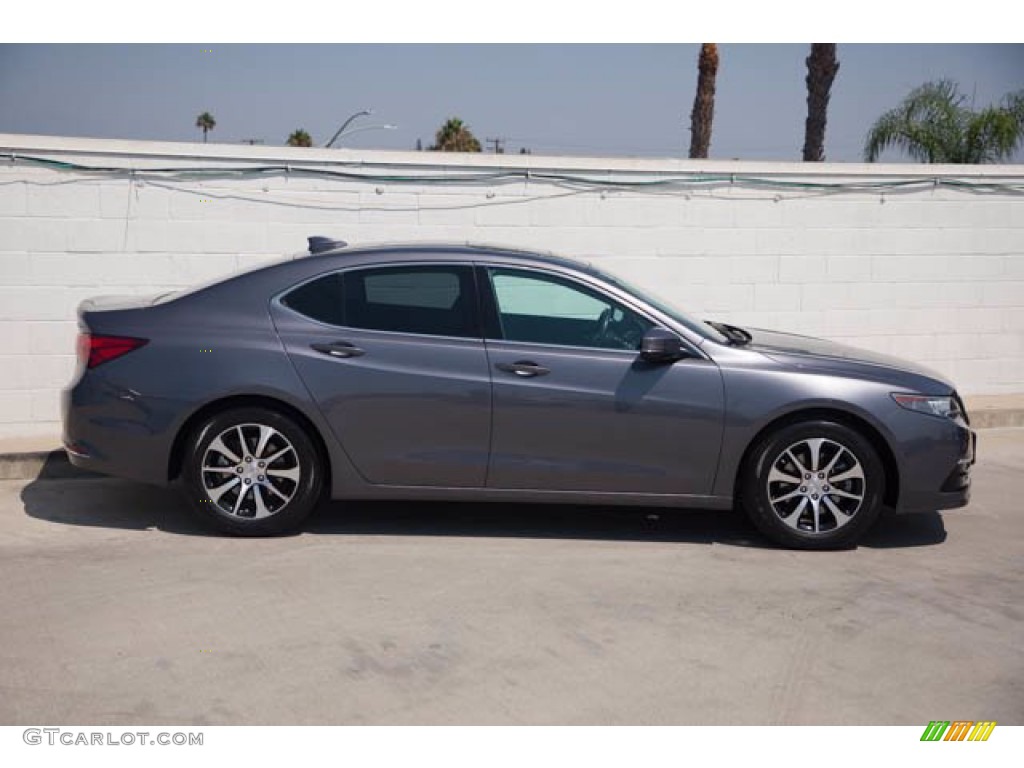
[429,117,482,152]
[195,112,216,143]
[286,129,313,147]
[688,43,719,159]
[865,80,1024,163]
[802,44,840,161]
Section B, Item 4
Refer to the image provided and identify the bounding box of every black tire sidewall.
[182,407,323,536]
[741,420,885,549]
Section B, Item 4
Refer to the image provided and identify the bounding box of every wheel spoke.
[208,435,240,464]
[829,465,864,484]
[811,498,821,532]
[232,483,249,514]
[264,482,291,503]
[252,485,270,518]
[265,445,294,465]
[236,426,249,457]
[266,466,300,483]
[821,446,845,476]
[208,476,240,503]
[806,438,825,472]
[785,449,808,475]
[770,488,803,504]
[768,466,802,485]
[781,497,809,530]
[202,466,237,474]
[829,488,863,501]
[254,425,275,459]
[823,495,850,521]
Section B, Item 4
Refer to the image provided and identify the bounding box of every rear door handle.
[496,360,550,378]
[311,341,366,359]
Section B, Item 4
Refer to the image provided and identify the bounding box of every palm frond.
[1002,90,1024,126]
[965,108,1023,163]
[862,79,1024,164]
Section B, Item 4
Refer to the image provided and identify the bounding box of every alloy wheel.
[765,437,865,534]
[200,423,302,519]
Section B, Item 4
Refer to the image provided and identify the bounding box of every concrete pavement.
[0,429,1021,725]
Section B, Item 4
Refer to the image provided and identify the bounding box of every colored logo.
[920,721,996,741]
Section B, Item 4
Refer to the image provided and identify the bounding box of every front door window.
[487,268,652,351]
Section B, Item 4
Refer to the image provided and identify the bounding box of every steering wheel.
[592,307,614,346]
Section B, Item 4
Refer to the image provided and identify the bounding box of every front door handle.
[311,341,366,359]
[496,360,550,378]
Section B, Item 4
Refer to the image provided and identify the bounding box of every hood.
[744,327,955,391]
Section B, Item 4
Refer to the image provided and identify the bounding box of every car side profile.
[62,239,976,548]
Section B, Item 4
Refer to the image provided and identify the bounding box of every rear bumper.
[61,375,177,487]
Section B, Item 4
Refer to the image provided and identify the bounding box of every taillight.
[76,333,148,369]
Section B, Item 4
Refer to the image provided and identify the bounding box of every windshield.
[582,264,731,344]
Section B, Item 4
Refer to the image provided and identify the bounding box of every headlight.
[892,393,961,419]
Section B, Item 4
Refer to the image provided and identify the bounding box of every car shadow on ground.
[19,457,947,549]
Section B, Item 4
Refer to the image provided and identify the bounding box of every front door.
[272,263,491,487]
[480,266,724,495]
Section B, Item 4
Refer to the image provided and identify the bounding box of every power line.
[8,153,1024,197]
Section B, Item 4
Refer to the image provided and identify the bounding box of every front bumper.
[895,418,975,514]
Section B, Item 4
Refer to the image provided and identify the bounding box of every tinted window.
[363,270,461,310]
[488,268,653,350]
[281,272,345,326]
[345,265,478,338]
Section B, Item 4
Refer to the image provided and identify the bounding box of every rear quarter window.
[281,272,345,326]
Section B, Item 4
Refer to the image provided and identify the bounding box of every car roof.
[304,241,590,271]
[172,241,595,307]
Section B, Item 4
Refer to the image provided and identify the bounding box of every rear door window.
[345,265,478,338]
[283,265,479,338]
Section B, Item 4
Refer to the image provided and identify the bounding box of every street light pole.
[329,124,398,143]
[325,109,372,148]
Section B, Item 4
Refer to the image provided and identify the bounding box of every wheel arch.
[733,407,900,510]
[167,394,332,492]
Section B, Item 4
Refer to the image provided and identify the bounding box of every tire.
[182,407,325,536]
[739,420,885,550]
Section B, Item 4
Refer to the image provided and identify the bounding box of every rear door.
[479,264,725,495]
[271,263,491,487]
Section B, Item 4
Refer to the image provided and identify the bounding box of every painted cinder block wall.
[1,133,1023,438]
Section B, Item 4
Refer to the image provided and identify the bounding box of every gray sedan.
[62,239,975,548]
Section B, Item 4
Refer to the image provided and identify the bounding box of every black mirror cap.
[640,327,686,363]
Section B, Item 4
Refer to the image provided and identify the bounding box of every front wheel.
[182,407,324,536]
[740,420,885,549]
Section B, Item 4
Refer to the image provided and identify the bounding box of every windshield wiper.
[705,320,752,346]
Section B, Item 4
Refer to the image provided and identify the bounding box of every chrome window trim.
[271,256,709,361]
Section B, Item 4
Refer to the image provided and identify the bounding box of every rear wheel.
[740,420,885,549]
[182,407,324,536]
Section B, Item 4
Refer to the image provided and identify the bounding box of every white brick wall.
[1,133,1023,438]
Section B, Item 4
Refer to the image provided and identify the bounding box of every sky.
[0,44,1021,162]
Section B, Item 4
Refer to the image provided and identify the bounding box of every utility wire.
[4,152,1024,196]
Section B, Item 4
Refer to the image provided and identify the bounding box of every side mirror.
[640,327,687,363]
